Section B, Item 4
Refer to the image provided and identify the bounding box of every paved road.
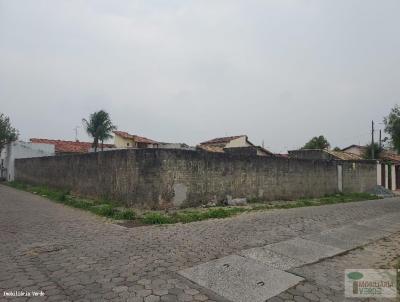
[1,184,400,302]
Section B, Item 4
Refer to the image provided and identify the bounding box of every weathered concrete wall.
[341,161,377,193]
[15,149,377,209]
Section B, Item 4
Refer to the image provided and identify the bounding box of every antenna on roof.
[73,126,80,142]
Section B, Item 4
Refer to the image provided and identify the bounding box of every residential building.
[30,138,114,155]
[341,145,367,157]
[113,131,158,149]
[198,135,273,156]
[0,141,55,181]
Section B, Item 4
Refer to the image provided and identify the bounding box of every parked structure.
[30,138,114,155]
[0,141,55,181]
[113,131,158,149]
[198,135,273,156]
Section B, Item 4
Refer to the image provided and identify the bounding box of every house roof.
[199,135,275,156]
[30,138,114,153]
[200,135,247,145]
[342,145,367,152]
[113,131,158,144]
[325,150,364,161]
[197,145,225,153]
[379,150,400,164]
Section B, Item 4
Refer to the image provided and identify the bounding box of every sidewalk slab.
[240,246,306,270]
[303,224,391,250]
[178,255,303,302]
[356,213,400,233]
[264,238,344,264]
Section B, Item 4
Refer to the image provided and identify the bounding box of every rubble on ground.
[367,185,396,198]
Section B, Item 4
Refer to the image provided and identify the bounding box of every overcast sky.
[1,1,399,152]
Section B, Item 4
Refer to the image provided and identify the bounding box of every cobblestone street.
[1,184,400,302]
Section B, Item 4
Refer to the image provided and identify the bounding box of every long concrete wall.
[14,149,377,209]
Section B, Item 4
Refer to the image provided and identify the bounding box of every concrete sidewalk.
[179,213,400,302]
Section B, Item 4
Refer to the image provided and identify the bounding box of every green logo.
[347,272,364,280]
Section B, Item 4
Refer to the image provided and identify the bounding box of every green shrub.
[141,213,175,224]
[66,199,93,209]
[113,209,136,220]
[91,204,116,217]
[173,212,201,223]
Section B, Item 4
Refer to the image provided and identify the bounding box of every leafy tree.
[301,135,330,150]
[384,105,400,153]
[0,113,18,153]
[82,110,116,152]
[332,146,341,151]
[363,142,383,159]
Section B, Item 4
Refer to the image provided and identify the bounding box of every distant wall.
[15,149,377,209]
[1,141,55,181]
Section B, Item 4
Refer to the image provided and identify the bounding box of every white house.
[0,141,55,181]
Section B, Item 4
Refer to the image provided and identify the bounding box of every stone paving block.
[264,238,344,264]
[239,246,306,270]
[178,255,303,302]
[302,223,391,250]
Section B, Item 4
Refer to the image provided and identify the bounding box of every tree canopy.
[363,142,382,160]
[301,135,330,150]
[384,105,400,153]
[0,113,18,153]
[82,110,116,152]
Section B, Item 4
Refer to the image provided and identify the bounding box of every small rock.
[226,197,247,206]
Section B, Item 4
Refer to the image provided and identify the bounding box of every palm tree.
[82,110,116,152]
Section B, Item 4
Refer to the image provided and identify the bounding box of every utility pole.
[73,126,80,142]
[371,120,375,159]
[379,129,382,148]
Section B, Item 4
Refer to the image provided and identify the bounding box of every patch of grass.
[90,204,116,217]
[8,181,69,202]
[141,207,248,225]
[113,209,136,220]
[142,212,175,224]
[7,181,381,226]
[7,181,136,221]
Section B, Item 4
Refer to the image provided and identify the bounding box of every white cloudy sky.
[1,0,399,152]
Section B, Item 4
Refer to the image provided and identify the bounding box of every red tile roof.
[197,145,225,153]
[30,138,114,153]
[113,131,158,144]
[380,150,400,163]
[200,135,246,145]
